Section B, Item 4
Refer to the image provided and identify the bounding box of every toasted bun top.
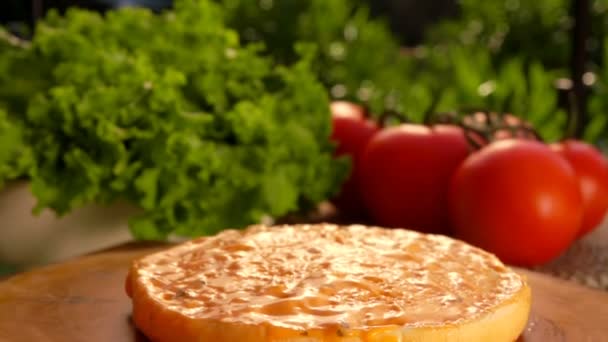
[127,224,526,333]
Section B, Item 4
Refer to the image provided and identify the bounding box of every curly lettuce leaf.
[3,1,347,239]
[0,109,32,186]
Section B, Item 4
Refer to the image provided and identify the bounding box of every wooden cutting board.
[0,243,607,342]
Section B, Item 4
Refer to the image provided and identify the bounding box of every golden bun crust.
[126,224,531,342]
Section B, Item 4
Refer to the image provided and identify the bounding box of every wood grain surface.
[0,243,607,342]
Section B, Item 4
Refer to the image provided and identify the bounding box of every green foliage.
[0,108,32,186]
[427,0,572,68]
[0,1,347,239]
[424,0,607,143]
[220,0,411,114]
[0,28,50,116]
[217,0,570,141]
[408,46,567,141]
[0,31,46,186]
[588,38,608,143]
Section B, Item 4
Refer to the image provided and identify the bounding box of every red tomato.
[330,101,379,217]
[551,140,608,237]
[449,139,583,266]
[358,124,469,233]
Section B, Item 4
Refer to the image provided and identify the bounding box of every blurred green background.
[2,0,607,144]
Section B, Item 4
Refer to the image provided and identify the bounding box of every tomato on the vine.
[329,101,379,217]
[461,112,538,146]
[551,140,608,238]
[449,139,583,266]
[358,123,469,233]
